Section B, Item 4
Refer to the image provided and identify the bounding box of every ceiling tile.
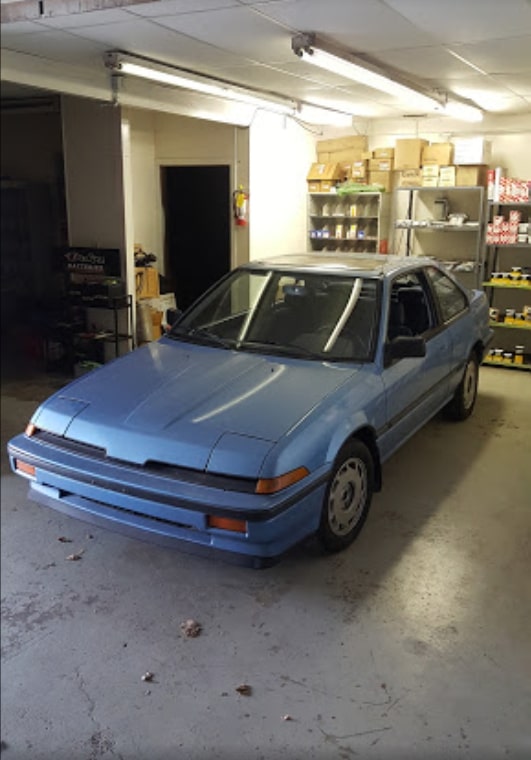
[68,19,245,68]
[2,29,106,63]
[126,0,240,18]
[154,5,293,63]
[255,0,438,51]
[384,0,531,44]
[491,74,531,97]
[451,36,531,75]
[375,46,479,80]
[37,8,136,29]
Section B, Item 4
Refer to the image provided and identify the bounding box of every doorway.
[161,165,231,311]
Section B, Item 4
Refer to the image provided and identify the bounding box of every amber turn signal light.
[15,460,36,477]
[25,423,37,437]
[207,515,247,533]
[255,466,309,495]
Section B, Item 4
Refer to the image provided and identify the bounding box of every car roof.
[241,253,438,278]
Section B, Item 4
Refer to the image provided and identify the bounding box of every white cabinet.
[308,191,390,254]
[483,201,531,371]
[393,186,486,289]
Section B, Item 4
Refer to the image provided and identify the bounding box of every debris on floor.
[180,619,202,637]
[57,536,72,543]
[65,550,84,561]
[282,715,293,721]
[235,684,252,696]
[141,672,154,682]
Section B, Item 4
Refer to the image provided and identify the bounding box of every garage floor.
[1,364,530,760]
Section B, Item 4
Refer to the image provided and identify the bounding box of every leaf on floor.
[180,619,202,638]
[235,684,252,696]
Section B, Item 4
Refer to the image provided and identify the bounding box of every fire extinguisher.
[233,185,249,226]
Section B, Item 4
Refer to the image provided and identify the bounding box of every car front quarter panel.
[258,365,386,480]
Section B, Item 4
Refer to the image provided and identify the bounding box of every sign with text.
[64,247,121,276]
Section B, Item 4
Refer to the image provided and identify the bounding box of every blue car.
[8,254,492,567]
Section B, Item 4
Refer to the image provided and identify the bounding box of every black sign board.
[64,247,121,277]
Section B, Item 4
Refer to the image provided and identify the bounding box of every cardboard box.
[373,147,395,159]
[351,161,368,179]
[135,267,160,299]
[422,142,454,166]
[307,162,342,181]
[362,150,373,160]
[397,169,423,187]
[453,137,492,165]
[369,171,392,192]
[307,180,323,192]
[456,164,488,187]
[320,180,338,192]
[422,176,439,187]
[316,135,368,154]
[151,310,163,339]
[438,166,456,187]
[307,162,343,192]
[369,158,393,172]
[394,139,429,170]
[319,148,365,163]
[422,165,440,179]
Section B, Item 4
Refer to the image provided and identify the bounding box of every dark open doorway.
[161,165,231,311]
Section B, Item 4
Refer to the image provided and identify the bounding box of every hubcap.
[327,456,367,537]
[462,359,477,410]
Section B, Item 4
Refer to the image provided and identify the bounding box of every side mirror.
[166,307,182,327]
[384,335,426,366]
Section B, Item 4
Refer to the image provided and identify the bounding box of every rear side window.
[426,267,468,322]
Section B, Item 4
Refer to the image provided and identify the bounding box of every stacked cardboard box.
[307,162,344,192]
[316,135,369,164]
[135,263,161,340]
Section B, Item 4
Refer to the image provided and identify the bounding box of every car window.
[170,268,380,362]
[387,271,433,340]
[425,267,468,322]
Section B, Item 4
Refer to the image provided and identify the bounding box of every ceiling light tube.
[439,101,484,122]
[293,37,442,112]
[106,54,295,116]
[292,34,484,122]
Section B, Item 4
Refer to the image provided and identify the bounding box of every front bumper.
[7,433,328,568]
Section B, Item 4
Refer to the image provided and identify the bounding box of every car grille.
[32,430,257,494]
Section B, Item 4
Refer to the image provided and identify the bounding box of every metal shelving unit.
[308,191,390,254]
[393,186,487,289]
[483,201,531,370]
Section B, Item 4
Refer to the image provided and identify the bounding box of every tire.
[444,352,479,421]
[319,440,374,553]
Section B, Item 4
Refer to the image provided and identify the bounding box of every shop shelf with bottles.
[483,199,531,371]
[308,191,390,254]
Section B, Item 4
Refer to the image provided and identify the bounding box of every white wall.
[125,108,250,274]
[249,111,317,261]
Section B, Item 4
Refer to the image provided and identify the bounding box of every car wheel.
[319,440,374,553]
[444,352,479,421]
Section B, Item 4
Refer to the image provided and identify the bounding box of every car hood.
[33,338,357,476]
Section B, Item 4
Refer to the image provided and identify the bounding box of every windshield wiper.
[238,340,319,358]
[169,327,233,349]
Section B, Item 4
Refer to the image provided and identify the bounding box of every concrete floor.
[1,365,530,760]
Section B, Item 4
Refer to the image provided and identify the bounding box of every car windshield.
[169,268,380,362]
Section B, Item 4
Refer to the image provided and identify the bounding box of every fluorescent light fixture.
[106,52,295,116]
[296,103,352,126]
[292,34,484,122]
[438,101,483,122]
[296,46,441,112]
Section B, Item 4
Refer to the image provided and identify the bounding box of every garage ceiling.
[2,0,531,121]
